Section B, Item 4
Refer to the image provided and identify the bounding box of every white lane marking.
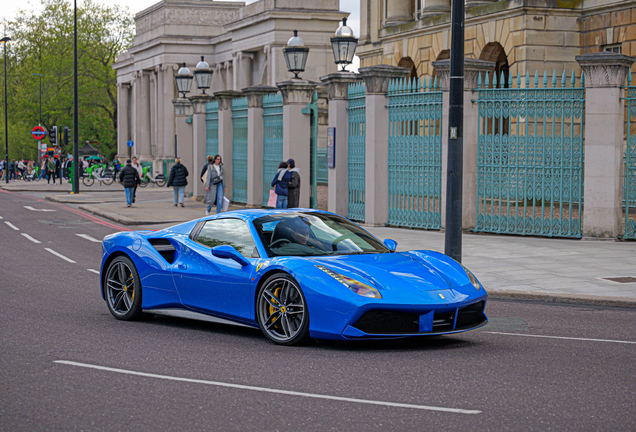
[5,221,19,231]
[54,360,481,415]
[23,206,56,212]
[87,269,100,274]
[45,248,76,263]
[486,331,636,345]
[21,233,41,244]
[0,215,3,219]
[76,234,102,243]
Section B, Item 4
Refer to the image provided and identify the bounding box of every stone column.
[433,58,495,229]
[117,83,130,159]
[163,65,177,160]
[189,94,214,200]
[385,0,411,26]
[172,98,193,196]
[243,85,279,207]
[420,0,450,18]
[214,90,243,200]
[359,65,410,225]
[237,53,253,90]
[138,71,152,160]
[320,72,358,216]
[155,66,165,163]
[277,80,319,209]
[576,52,635,239]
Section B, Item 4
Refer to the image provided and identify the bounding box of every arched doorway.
[480,42,510,135]
[431,49,450,89]
[398,57,418,79]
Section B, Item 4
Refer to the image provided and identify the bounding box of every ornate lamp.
[331,18,358,72]
[174,62,193,98]
[193,56,212,94]
[283,30,309,79]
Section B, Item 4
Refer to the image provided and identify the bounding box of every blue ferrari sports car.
[100,209,487,345]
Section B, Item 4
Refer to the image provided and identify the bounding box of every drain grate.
[603,277,636,284]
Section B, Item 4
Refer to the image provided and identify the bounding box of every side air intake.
[148,239,176,264]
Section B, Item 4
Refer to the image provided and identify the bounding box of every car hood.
[305,251,468,293]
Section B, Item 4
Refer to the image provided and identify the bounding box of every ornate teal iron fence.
[387,77,443,229]
[232,97,248,204]
[262,92,283,207]
[623,73,636,239]
[347,82,366,221]
[475,71,585,238]
[305,91,319,208]
[205,100,219,157]
[317,148,328,184]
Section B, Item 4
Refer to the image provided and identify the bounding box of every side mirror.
[211,245,251,267]
[383,239,398,252]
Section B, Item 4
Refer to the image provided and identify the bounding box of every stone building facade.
[113,0,344,171]
[358,0,636,80]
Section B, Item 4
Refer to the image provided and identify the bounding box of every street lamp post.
[193,56,213,94]
[174,63,193,98]
[330,18,358,72]
[283,30,309,79]
[1,36,10,184]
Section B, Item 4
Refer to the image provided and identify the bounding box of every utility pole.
[72,0,80,194]
[1,36,10,184]
[444,0,465,263]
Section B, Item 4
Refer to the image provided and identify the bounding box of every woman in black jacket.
[167,158,189,207]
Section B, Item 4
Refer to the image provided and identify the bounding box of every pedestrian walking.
[113,157,120,181]
[286,159,301,208]
[39,159,46,179]
[166,158,189,207]
[131,157,143,203]
[119,159,140,207]
[46,157,57,185]
[203,154,227,215]
[271,161,292,209]
[200,155,214,180]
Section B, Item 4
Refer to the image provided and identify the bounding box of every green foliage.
[0,0,133,160]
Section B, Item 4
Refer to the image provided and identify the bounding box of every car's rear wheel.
[256,273,309,345]
[104,256,144,320]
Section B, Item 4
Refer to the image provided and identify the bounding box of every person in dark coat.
[166,158,189,207]
[286,158,301,208]
[118,159,140,207]
[271,161,292,209]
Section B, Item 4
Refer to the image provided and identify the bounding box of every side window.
[195,218,259,258]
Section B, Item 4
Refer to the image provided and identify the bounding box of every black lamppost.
[193,56,213,94]
[283,30,309,79]
[72,0,80,194]
[330,18,358,72]
[32,73,42,125]
[174,63,193,98]
[1,36,10,184]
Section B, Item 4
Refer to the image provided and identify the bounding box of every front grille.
[353,310,419,334]
[455,301,486,329]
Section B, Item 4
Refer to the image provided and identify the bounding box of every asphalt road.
[1,189,635,431]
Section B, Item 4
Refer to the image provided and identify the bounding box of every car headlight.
[315,265,382,299]
[461,264,481,290]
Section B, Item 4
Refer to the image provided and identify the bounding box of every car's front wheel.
[104,255,144,320]
[256,273,309,345]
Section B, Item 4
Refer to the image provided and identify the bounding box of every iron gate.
[232,97,248,204]
[624,74,636,239]
[205,100,219,157]
[347,82,366,222]
[262,93,283,207]
[475,71,585,238]
[387,77,443,229]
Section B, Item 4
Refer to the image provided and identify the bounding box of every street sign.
[127,140,134,147]
[32,126,47,140]
[40,143,47,151]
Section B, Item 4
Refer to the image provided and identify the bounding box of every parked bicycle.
[139,166,166,187]
[82,164,114,186]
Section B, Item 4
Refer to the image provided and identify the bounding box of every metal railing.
[206,100,219,157]
[262,92,283,207]
[347,81,366,222]
[232,97,248,204]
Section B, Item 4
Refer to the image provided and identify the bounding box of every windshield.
[253,212,390,257]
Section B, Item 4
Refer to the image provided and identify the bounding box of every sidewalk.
[37,185,636,307]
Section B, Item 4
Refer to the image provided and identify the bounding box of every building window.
[603,44,622,54]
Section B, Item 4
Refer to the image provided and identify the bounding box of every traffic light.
[50,126,57,146]
[63,127,70,146]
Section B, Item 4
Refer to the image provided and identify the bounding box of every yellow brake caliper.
[130,273,135,302]
[269,286,282,327]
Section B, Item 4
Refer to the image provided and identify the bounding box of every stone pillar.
[172,98,193,196]
[117,83,130,159]
[277,80,319,209]
[320,72,358,216]
[433,58,495,230]
[385,0,411,27]
[237,53,253,90]
[162,65,177,161]
[359,65,410,225]
[225,62,233,92]
[576,52,635,239]
[189,94,214,200]
[420,0,450,18]
[214,90,243,200]
[138,71,152,160]
[243,85,279,207]
[155,67,164,163]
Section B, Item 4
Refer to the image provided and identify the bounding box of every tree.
[0,0,133,160]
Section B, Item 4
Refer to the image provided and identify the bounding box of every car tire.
[103,255,145,321]
[256,273,310,346]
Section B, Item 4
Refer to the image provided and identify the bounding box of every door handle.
[178,264,187,270]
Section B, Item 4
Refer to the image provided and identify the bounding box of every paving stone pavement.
[25,182,636,306]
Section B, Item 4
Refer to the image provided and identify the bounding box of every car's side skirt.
[144,309,259,329]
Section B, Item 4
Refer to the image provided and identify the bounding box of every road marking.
[87,269,100,274]
[45,248,76,263]
[23,205,56,212]
[0,215,3,219]
[486,331,636,345]
[21,233,41,244]
[76,234,102,243]
[54,360,481,415]
[5,221,19,231]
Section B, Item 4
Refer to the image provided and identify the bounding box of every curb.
[77,204,191,225]
[488,289,636,308]
[46,194,110,204]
